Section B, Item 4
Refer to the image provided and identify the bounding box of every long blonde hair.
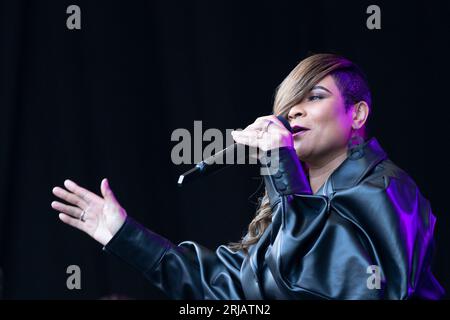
[228,53,372,254]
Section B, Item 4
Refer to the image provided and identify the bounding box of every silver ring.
[80,210,86,222]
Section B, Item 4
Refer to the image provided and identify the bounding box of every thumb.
[101,178,118,204]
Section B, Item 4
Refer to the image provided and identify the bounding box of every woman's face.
[287,75,354,165]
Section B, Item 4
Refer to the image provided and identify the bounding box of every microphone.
[177,115,293,186]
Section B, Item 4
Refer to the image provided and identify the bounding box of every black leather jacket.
[104,137,444,299]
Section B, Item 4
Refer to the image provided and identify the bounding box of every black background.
[0,0,449,299]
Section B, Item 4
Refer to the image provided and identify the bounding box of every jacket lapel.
[326,137,388,193]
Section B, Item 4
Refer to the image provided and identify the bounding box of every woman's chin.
[294,145,310,161]
[294,140,306,153]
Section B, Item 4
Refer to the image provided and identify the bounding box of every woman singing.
[51,53,444,299]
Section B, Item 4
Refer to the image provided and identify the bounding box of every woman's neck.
[306,148,348,194]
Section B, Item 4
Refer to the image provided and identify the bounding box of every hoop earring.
[347,132,365,160]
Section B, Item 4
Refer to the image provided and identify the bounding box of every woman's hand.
[51,178,127,246]
[231,115,293,151]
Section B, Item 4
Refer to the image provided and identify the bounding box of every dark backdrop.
[1,0,449,299]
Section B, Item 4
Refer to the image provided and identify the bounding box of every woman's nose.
[288,111,303,122]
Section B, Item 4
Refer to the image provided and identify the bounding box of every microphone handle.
[177,115,292,186]
[177,143,246,186]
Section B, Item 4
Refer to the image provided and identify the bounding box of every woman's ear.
[351,101,370,130]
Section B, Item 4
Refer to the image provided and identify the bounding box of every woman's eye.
[308,95,323,101]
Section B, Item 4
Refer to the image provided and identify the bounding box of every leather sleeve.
[103,216,246,299]
[261,147,444,299]
[103,146,444,300]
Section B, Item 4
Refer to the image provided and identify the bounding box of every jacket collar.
[318,137,388,195]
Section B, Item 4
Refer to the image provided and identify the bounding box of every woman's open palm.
[51,178,127,246]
